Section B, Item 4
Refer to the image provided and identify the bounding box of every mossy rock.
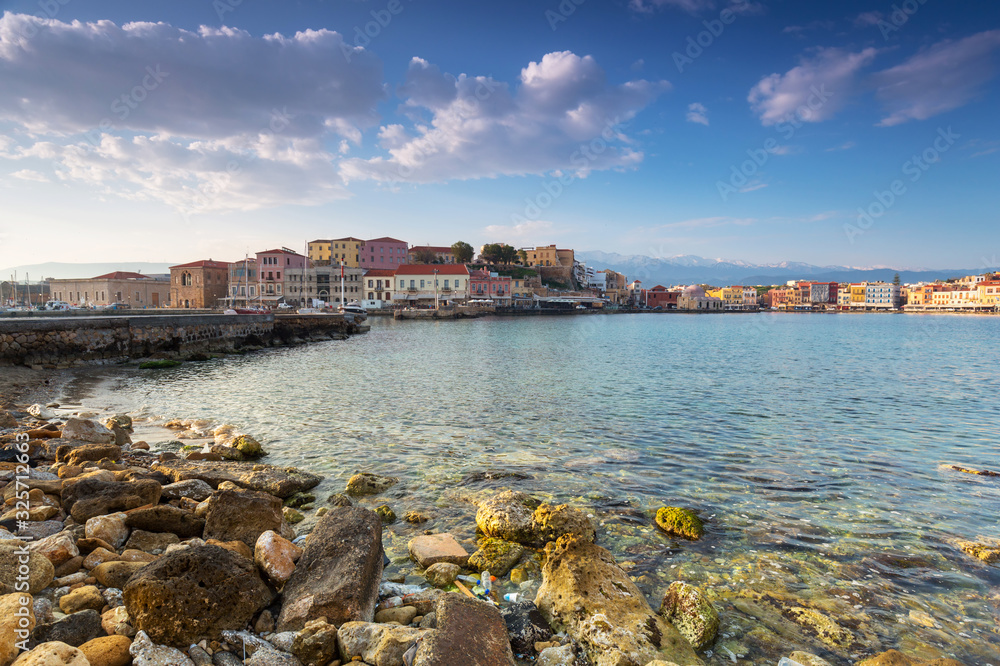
[660,581,719,650]
[180,444,201,452]
[284,492,316,508]
[467,537,525,577]
[232,434,266,459]
[138,360,182,369]
[655,507,704,540]
[282,507,305,524]
[346,472,399,496]
[375,505,396,524]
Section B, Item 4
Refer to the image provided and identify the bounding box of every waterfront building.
[360,237,409,269]
[308,238,364,267]
[227,259,258,307]
[677,284,723,311]
[642,285,680,309]
[864,282,901,310]
[169,259,230,309]
[393,264,470,306]
[256,248,308,306]
[469,269,513,305]
[49,272,171,308]
[408,245,457,264]
[978,280,1000,306]
[362,268,396,309]
[286,264,363,307]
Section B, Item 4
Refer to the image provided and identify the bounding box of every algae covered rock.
[855,649,965,666]
[375,504,396,523]
[345,472,399,496]
[659,581,719,650]
[231,434,266,459]
[468,538,525,577]
[424,562,461,588]
[654,507,704,540]
[532,504,596,543]
[476,491,539,543]
[955,538,1000,564]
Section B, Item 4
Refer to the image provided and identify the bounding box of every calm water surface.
[74,314,1000,665]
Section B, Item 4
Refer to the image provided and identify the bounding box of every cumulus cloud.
[872,30,1000,126]
[10,168,48,182]
[748,47,877,125]
[686,102,709,125]
[341,51,669,184]
[0,13,386,212]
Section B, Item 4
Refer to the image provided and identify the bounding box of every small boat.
[339,300,368,315]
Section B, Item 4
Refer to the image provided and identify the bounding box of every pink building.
[469,269,513,304]
[360,237,409,269]
[255,248,308,306]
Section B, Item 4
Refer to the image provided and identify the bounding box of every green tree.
[498,244,518,264]
[481,243,502,264]
[517,249,528,264]
[893,272,901,285]
[413,247,437,264]
[451,241,474,264]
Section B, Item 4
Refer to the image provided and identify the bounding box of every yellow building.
[308,237,363,267]
[850,284,866,305]
[522,245,573,267]
[707,286,746,310]
[979,280,1000,305]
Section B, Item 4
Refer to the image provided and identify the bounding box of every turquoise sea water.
[77,313,1000,664]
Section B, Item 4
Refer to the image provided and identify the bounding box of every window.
[420,280,425,288]
[444,280,450,288]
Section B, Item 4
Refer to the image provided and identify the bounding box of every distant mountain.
[0,262,176,281]
[576,251,975,286]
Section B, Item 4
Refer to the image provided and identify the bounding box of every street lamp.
[433,269,439,309]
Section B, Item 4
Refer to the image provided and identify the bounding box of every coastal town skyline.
[2,1,999,271]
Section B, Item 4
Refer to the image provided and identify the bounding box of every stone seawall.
[0,314,359,367]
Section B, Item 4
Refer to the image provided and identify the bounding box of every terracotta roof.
[364,269,396,277]
[331,237,365,242]
[91,271,154,280]
[256,249,305,256]
[366,237,407,244]
[394,264,470,276]
[409,246,454,253]
[169,260,230,269]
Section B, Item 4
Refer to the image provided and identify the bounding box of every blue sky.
[0,0,998,271]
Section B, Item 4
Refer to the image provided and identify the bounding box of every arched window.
[182,272,193,286]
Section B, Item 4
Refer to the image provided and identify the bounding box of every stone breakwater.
[0,314,362,368]
[0,404,994,666]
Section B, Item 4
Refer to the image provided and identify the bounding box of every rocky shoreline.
[0,398,995,666]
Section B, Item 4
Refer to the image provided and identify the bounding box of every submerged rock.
[856,649,965,666]
[955,538,1000,564]
[276,507,383,632]
[468,538,525,577]
[123,544,274,647]
[535,535,701,666]
[659,581,719,650]
[654,507,704,540]
[345,472,399,496]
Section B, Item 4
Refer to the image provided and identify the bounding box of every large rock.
[32,609,103,647]
[160,479,214,502]
[654,507,704,541]
[203,489,283,547]
[276,507,383,632]
[468,538,525,577]
[407,533,469,569]
[0,543,54,594]
[10,641,89,666]
[62,477,162,522]
[78,635,132,666]
[150,460,322,499]
[85,513,130,550]
[26,532,78,567]
[56,443,122,466]
[345,472,398,495]
[476,491,538,543]
[532,504,596,543]
[535,535,701,666]
[413,593,516,666]
[1,592,35,666]
[254,530,302,587]
[337,621,425,665]
[501,600,552,657]
[125,504,205,538]
[123,545,274,647]
[855,650,965,666]
[659,581,719,650]
[291,618,339,666]
[61,418,115,444]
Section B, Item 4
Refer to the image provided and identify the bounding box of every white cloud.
[0,13,387,213]
[483,220,555,242]
[873,30,1000,127]
[341,52,669,184]
[825,140,856,152]
[854,12,883,27]
[11,169,48,182]
[686,102,709,125]
[629,0,762,15]
[748,47,877,125]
